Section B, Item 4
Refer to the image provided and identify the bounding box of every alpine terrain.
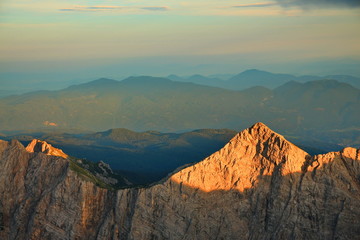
[0,123,359,239]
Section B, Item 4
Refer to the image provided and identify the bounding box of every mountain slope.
[0,76,257,132]
[325,74,360,89]
[167,74,224,87]
[167,69,360,90]
[0,123,359,239]
[3,128,237,184]
[271,80,360,130]
[227,69,297,90]
[2,126,349,186]
[170,122,308,192]
[1,76,359,138]
[25,139,131,189]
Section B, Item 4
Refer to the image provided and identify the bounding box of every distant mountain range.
[167,69,360,90]
[0,76,359,141]
[1,69,359,99]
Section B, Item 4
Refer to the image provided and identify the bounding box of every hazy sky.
[1,0,360,88]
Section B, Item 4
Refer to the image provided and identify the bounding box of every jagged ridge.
[0,123,359,239]
[25,139,130,189]
[171,122,309,192]
[26,139,68,158]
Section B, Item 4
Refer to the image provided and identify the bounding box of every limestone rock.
[0,123,359,240]
[26,139,68,158]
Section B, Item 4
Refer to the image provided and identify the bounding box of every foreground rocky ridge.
[0,123,359,239]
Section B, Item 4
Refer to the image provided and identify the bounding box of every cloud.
[275,0,360,8]
[58,5,169,12]
[59,5,123,12]
[86,6,123,10]
[141,7,168,11]
[232,0,360,10]
[59,9,77,12]
[233,2,278,8]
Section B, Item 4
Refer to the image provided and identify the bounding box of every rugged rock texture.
[26,139,68,158]
[24,139,127,188]
[0,123,359,240]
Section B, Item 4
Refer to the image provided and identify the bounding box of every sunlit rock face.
[26,139,68,158]
[170,122,309,192]
[0,123,360,240]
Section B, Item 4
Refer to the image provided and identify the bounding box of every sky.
[0,0,360,90]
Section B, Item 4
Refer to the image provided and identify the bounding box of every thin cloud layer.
[59,6,123,12]
[233,0,360,10]
[59,5,169,12]
[86,6,122,10]
[233,2,278,8]
[141,7,168,11]
[275,0,360,8]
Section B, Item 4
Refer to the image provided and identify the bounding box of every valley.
[0,74,359,144]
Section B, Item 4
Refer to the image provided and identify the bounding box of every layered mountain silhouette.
[168,69,360,90]
[2,69,359,99]
[0,123,359,239]
[0,76,359,147]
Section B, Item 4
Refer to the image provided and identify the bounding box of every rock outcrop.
[0,123,359,239]
[26,139,68,158]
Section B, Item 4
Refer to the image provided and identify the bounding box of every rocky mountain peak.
[246,121,273,136]
[170,122,309,192]
[239,121,281,138]
[342,146,360,160]
[26,139,68,159]
[0,123,360,239]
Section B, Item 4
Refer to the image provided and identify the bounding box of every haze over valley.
[1,70,359,186]
[1,0,360,239]
[1,71,359,139]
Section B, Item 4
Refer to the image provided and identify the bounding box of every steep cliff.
[0,123,359,240]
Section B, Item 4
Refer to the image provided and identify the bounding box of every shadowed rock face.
[0,123,360,240]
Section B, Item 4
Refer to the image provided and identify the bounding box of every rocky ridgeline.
[26,139,68,159]
[26,139,129,189]
[0,123,359,239]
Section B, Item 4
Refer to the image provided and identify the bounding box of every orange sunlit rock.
[43,121,58,127]
[26,139,68,159]
[170,122,308,192]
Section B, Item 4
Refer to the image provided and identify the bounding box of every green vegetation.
[68,156,134,190]
[68,157,115,190]
[0,77,358,136]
